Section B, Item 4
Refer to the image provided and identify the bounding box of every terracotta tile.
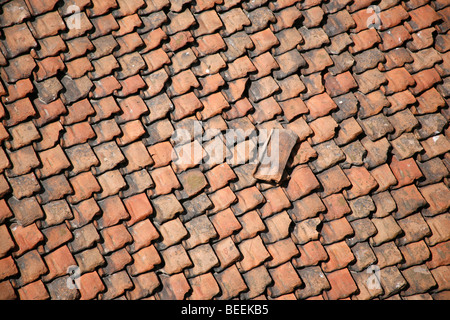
[30,11,66,40]
[274,74,305,101]
[231,210,265,243]
[0,224,14,259]
[181,215,216,250]
[99,271,133,300]
[153,217,187,250]
[122,192,153,227]
[416,157,449,187]
[244,7,275,34]
[34,145,70,179]
[271,5,301,30]
[309,115,339,145]
[214,264,247,300]
[206,187,236,215]
[285,165,320,201]
[293,240,328,268]
[187,273,220,300]
[8,196,44,227]
[210,237,239,272]
[190,33,223,57]
[267,262,302,298]
[2,78,33,105]
[172,168,205,199]
[0,175,10,198]
[426,241,450,269]
[350,6,375,32]
[66,172,99,204]
[350,29,381,54]
[10,222,44,257]
[40,223,72,253]
[95,170,126,200]
[309,140,345,173]
[424,213,450,246]
[261,211,292,244]
[67,197,99,229]
[419,183,450,217]
[77,271,105,300]
[341,141,366,168]
[322,10,355,37]
[301,48,333,75]
[398,240,430,270]
[0,24,37,59]
[99,224,132,255]
[382,48,413,73]
[348,240,377,271]
[6,121,40,152]
[254,187,288,218]
[419,134,450,162]
[148,194,181,225]
[379,5,409,31]
[430,265,450,293]
[248,52,277,81]
[217,8,248,36]
[341,141,365,167]
[400,265,437,296]
[321,240,355,272]
[17,280,48,300]
[127,245,161,276]
[301,5,324,27]
[390,184,427,220]
[192,10,223,37]
[276,98,307,122]
[42,245,76,282]
[67,223,100,254]
[320,217,354,245]
[0,255,18,281]
[406,5,441,32]
[158,243,191,275]
[2,54,36,84]
[368,164,396,193]
[415,113,447,141]
[208,209,240,241]
[389,156,423,189]
[295,266,330,299]
[334,117,363,146]
[330,93,358,123]
[317,166,351,198]
[40,200,72,228]
[300,73,325,99]
[197,92,229,120]
[370,215,403,246]
[291,217,321,245]
[323,268,358,300]
[410,69,442,96]
[351,267,383,300]
[367,240,397,269]
[146,141,173,169]
[184,243,219,278]
[0,0,31,27]
[13,250,48,287]
[85,0,116,17]
[120,141,153,174]
[125,219,156,254]
[191,0,221,12]
[286,193,323,223]
[349,194,380,221]
[100,247,131,276]
[112,0,145,17]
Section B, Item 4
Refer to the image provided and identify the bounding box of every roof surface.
[0,0,449,300]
